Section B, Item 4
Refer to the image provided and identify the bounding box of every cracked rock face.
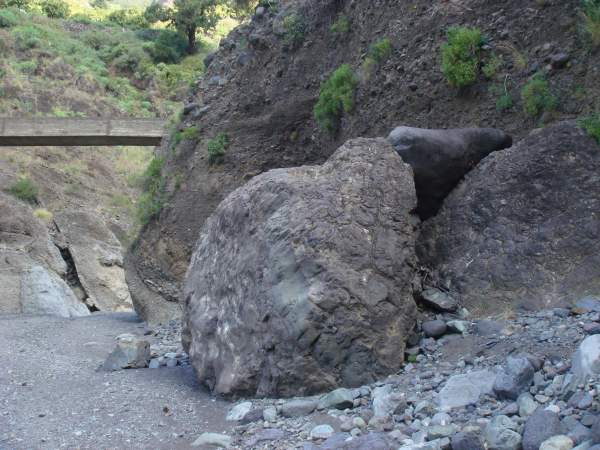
[418,122,600,314]
[183,138,419,397]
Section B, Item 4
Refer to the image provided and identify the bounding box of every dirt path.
[0,313,233,450]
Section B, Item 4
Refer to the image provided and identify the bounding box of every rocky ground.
[5,295,600,449]
[0,313,232,450]
[167,297,599,449]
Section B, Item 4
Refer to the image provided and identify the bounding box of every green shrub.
[0,0,32,10]
[7,176,38,204]
[521,73,557,117]
[369,38,393,63]
[283,13,306,46]
[496,93,513,111]
[137,156,166,225]
[144,29,188,64]
[16,59,37,74]
[482,53,502,79]
[314,64,358,132]
[583,0,600,48]
[13,25,44,50]
[330,15,350,34]
[579,114,600,144]
[40,0,70,19]
[441,26,484,87]
[0,9,18,28]
[207,132,230,165]
[107,9,148,28]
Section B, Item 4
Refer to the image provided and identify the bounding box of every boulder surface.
[418,122,600,313]
[388,126,512,219]
[183,138,419,397]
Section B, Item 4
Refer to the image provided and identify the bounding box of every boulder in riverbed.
[183,138,419,397]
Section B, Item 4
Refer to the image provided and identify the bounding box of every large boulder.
[21,265,90,318]
[182,138,419,397]
[418,122,600,314]
[388,126,512,219]
[54,210,133,312]
[0,192,73,314]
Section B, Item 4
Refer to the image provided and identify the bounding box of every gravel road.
[0,313,233,450]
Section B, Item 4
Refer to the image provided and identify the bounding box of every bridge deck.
[0,118,166,146]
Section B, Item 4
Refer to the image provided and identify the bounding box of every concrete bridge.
[0,118,166,146]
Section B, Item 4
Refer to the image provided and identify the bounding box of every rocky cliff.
[129,0,599,322]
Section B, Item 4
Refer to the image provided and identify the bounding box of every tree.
[145,0,223,54]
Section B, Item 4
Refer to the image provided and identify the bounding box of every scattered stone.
[318,388,355,410]
[484,415,521,450]
[417,288,458,312]
[263,406,277,422]
[243,429,285,447]
[191,432,232,448]
[226,401,252,421]
[310,424,334,440]
[523,408,562,450]
[452,431,484,450]
[550,52,570,69]
[422,320,447,339]
[540,435,574,450]
[438,370,495,410]
[371,385,406,418]
[148,359,160,369]
[280,399,318,418]
[571,335,600,387]
[493,355,535,400]
[446,320,469,334]
[576,297,600,313]
[102,334,150,371]
[518,393,538,417]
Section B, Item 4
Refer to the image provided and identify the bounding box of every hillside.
[0,1,235,312]
[129,0,600,322]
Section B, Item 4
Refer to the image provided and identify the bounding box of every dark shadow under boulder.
[182,138,419,397]
[388,126,512,219]
[418,122,600,314]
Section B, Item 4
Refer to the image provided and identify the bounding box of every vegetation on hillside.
[314,64,358,133]
[441,26,484,88]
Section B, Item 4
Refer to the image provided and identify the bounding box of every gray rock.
[473,320,506,336]
[182,138,419,397]
[569,424,592,446]
[280,399,318,418]
[191,432,232,448]
[263,406,277,422]
[431,412,452,426]
[318,388,355,410]
[437,369,495,410]
[592,416,600,444]
[540,435,574,450]
[417,288,458,312]
[484,415,521,450]
[576,297,600,313]
[310,424,334,440]
[446,320,468,334]
[427,424,457,439]
[418,122,600,314]
[568,391,593,410]
[331,432,396,449]
[102,334,150,371]
[148,359,160,369]
[387,126,511,218]
[571,335,600,388]
[493,355,535,400]
[573,442,594,450]
[550,52,570,69]
[371,385,406,418]
[518,393,538,417]
[244,428,286,447]
[422,320,447,338]
[452,431,484,450]
[21,265,89,318]
[226,401,252,421]
[523,408,562,450]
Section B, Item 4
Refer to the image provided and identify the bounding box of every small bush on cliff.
[40,0,70,19]
[8,176,38,204]
[283,13,306,46]
[0,9,19,28]
[369,38,393,63]
[314,64,358,133]
[579,114,600,144]
[137,156,166,225]
[582,0,600,48]
[521,73,557,117]
[441,26,484,87]
[207,132,230,165]
[330,15,350,34]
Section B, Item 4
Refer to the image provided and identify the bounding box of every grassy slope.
[0,4,236,243]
